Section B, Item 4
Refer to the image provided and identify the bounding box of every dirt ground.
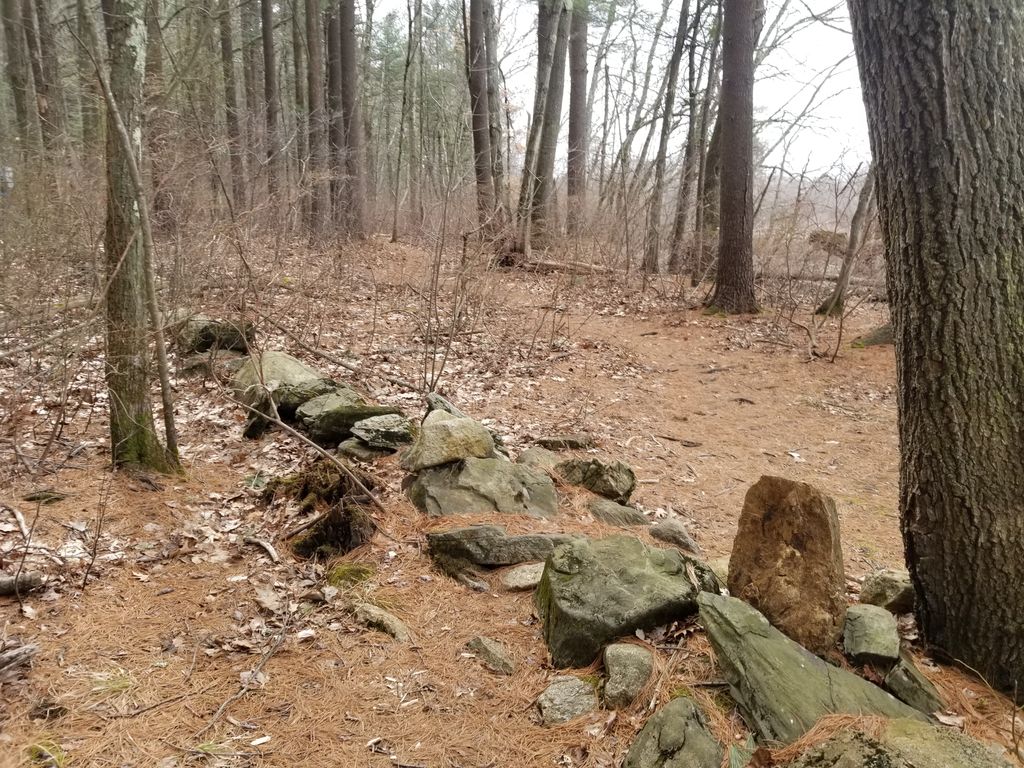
[0,239,1017,767]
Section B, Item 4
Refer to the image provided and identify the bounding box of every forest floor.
[0,237,1018,767]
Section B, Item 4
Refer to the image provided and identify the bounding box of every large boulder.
[697,592,924,744]
[728,476,846,655]
[427,525,577,567]
[556,457,637,502]
[400,412,495,471]
[536,536,720,667]
[860,569,915,614]
[170,312,253,353]
[785,718,1012,768]
[232,351,339,416]
[623,697,723,768]
[407,458,558,518]
[297,392,402,446]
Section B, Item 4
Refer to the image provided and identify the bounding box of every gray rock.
[861,569,915,614]
[407,458,558,518]
[623,697,723,768]
[168,311,253,353]
[556,457,637,502]
[537,433,596,451]
[785,717,1012,767]
[232,351,340,416]
[465,636,516,675]
[589,498,649,527]
[353,604,411,643]
[536,536,720,667]
[536,676,598,725]
[603,644,653,709]
[500,562,546,591]
[728,476,846,655]
[297,392,402,446]
[400,416,495,471]
[649,518,700,554]
[427,525,578,567]
[337,438,393,462]
[351,413,415,449]
[180,349,245,380]
[707,557,730,586]
[697,592,924,744]
[517,446,560,473]
[884,652,944,715]
[843,604,900,667]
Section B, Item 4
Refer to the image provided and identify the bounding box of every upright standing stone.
[728,476,846,655]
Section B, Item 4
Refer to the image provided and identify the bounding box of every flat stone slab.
[427,525,578,567]
[465,636,515,675]
[537,536,719,667]
[884,652,944,715]
[698,592,924,744]
[407,458,558,518]
[500,562,546,591]
[537,433,596,450]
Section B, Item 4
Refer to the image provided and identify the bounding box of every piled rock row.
[230,350,411,449]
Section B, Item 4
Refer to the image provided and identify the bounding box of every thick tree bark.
[100,0,174,471]
[2,0,37,152]
[709,0,757,313]
[643,0,691,274]
[815,164,875,316]
[339,0,366,236]
[532,0,569,237]
[305,0,328,232]
[218,0,245,212]
[849,0,1024,697]
[565,0,588,235]
[261,0,280,198]
[467,0,495,227]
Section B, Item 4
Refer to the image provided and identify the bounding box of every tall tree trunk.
[339,0,365,236]
[565,0,588,235]
[260,0,280,199]
[241,0,262,203]
[77,0,103,154]
[815,164,876,316]
[305,0,328,232]
[100,0,174,471]
[33,0,66,147]
[219,0,245,212]
[326,3,344,222]
[709,0,756,313]
[291,0,308,215]
[850,0,1024,698]
[643,0,691,274]
[2,0,38,153]
[467,0,494,227]
[532,0,569,238]
[482,0,507,226]
[144,0,173,228]
[408,0,423,230]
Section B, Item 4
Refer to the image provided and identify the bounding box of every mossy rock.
[326,562,376,587]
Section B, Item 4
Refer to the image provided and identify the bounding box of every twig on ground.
[82,476,113,590]
[241,536,279,563]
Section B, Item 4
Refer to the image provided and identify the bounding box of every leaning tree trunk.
[850,0,1024,698]
[565,0,588,236]
[467,0,495,228]
[815,164,875,316]
[709,0,757,313]
[100,0,175,471]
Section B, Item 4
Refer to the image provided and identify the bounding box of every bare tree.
[261,0,281,198]
[339,0,366,236]
[708,0,757,312]
[815,164,875,316]
[2,0,39,152]
[565,0,588,235]
[219,0,246,211]
[306,0,329,232]
[466,0,495,227]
